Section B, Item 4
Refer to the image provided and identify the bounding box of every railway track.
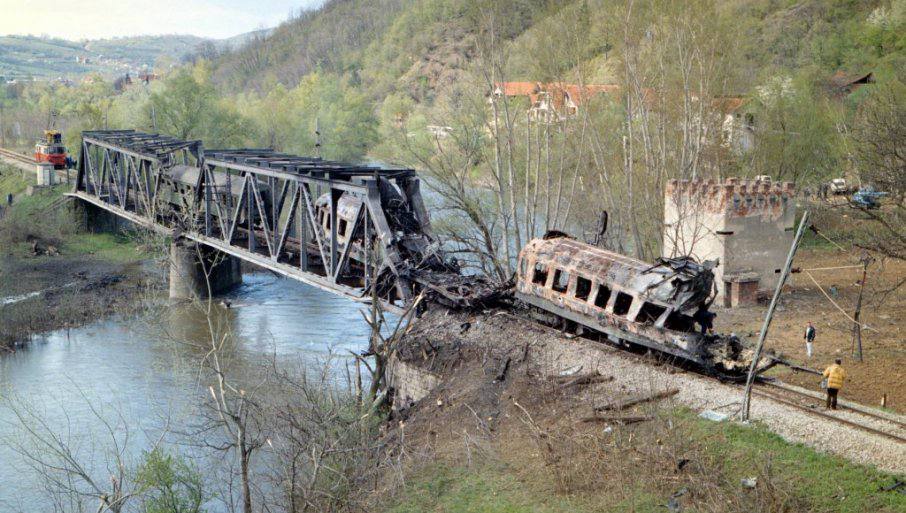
[752,381,906,444]
[0,147,35,166]
[507,309,906,445]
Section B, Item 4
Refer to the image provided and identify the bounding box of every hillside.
[209,0,905,102]
[0,31,269,80]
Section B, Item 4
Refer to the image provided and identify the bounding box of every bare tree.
[1,388,169,513]
[848,78,906,266]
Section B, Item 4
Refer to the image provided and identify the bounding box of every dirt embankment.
[387,307,906,480]
[0,251,158,350]
[377,307,905,511]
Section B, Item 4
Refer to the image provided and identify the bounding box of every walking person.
[804,321,816,358]
[822,359,846,410]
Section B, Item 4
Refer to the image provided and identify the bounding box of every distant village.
[487,71,874,154]
[1,49,165,88]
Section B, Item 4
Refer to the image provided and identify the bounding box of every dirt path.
[718,248,905,412]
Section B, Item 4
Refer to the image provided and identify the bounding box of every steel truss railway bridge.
[67,130,485,312]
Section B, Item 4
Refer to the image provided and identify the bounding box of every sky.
[0,0,325,40]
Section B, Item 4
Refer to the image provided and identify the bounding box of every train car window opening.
[339,219,348,236]
[613,292,633,316]
[594,285,611,308]
[552,269,569,293]
[575,276,592,300]
[665,311,695,332]
[532,263,548,285]
[638,302,666,324]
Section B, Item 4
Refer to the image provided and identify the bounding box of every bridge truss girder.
[70,130,441,311]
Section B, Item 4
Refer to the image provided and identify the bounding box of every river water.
[0,273,375,510]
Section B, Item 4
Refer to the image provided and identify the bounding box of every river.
[0,272,375,510]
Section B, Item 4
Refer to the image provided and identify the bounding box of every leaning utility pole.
[850,252,872,362]
[741,211,810,421]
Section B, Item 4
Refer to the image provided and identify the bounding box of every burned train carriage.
[516,235,751,374]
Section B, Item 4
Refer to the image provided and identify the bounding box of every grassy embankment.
[0,166,140,271]
[386,409,905,513]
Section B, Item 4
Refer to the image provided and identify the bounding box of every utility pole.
[741,211,810,422]
[314,117,322,159]
[850,252,872,362]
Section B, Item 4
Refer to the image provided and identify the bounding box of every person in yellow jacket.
[822,359,846,410]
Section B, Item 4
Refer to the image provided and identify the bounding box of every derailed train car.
[515,233,756,377]
[312,186,500,307]
[157,165,271,226]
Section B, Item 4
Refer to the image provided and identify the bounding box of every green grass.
[679,409,905,513]
[385,464,610,513]
[0,178,144,264]
[799,229,840,251]
[0,166,30,198]
[385,412,904,513]
[63,232,143,263]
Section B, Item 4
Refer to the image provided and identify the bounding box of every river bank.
[0,246,154,349]
[0,165,157,349]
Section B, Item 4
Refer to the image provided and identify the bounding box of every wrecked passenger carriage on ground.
[515,233,761,378]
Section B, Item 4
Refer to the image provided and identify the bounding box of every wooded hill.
[0,31,271,79]
[211,0,906,101]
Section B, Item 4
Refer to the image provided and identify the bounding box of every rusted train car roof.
[519,237,713,311]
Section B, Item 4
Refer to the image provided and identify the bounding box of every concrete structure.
[663,177,796,307]
[387,354,440,411]
[36,163,55,186]
[72,199,124,234]
[169,240,243,300]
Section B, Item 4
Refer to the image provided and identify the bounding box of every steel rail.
[505,307,906,446]
[758,381,906,430]
[751,387,906,444]
[0,147,34,165]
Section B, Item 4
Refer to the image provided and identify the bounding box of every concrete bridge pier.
[169,240,242,300]
[72,199,123,233]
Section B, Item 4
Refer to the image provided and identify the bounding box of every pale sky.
[0,0,325,40]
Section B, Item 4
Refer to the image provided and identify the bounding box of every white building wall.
[663,178,796,304]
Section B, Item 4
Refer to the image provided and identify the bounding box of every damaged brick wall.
[663,178,796,305]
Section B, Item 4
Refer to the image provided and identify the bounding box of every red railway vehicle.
[35,130,69,169]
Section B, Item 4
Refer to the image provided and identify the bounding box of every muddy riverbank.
[0,245,157,349]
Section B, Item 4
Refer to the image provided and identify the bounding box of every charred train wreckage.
[74,130,498,311]
[73,130,778,380]
[513,233,776,379]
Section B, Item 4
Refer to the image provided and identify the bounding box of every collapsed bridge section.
[69,130,486,310]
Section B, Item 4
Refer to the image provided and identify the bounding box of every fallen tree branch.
[593,388,679,412]
[557,374,614,389]
[580,414,653,424]
[549,370,600,384]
